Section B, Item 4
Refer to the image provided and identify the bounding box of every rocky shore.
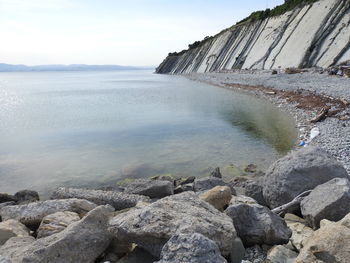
[0,145,350,262]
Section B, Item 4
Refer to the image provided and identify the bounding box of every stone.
[51,187,148,210]
[229,177,266,206]
[296,213,350,263]
[263,146,349,209]
[0,201,16,210]
[242,245,266,263]
[14,190,39,204]
[226,204,291,246]
[0,193,16,204]
[150,174,175,183]
[0,219,30,245]
[265,245,298,263]
[284,214,314,251]
[210,167,222,178]
[244,164,257,173]
[155,233,227,263]
[0,256,11,263]
[193,176,226,192]
[123,179,174,199]
[37,211,81,238]
[109,192,242,259]
[301,177,350,229]
[229,195,258,206]
[199,186,232,211]
[116,246,158,263]
[174,176,195,186]
[0,205,114,263]
[174,183,193,194]
[0,198,97,228]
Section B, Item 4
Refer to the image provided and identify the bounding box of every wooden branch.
[310,106,331,123]
[272,190,312,216]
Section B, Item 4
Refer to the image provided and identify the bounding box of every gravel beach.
[187,70,350,172]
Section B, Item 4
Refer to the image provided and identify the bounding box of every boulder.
[174,176,195,186]
[14,190,39,204]
[0,193,16,204]
[228,177,266,206]
[226,204,291,247]
[51,187,148,210]
[0,256,11,263]
[116,246,158,263]
[296,212,350,263]
[0,201,16,210]
[0,219,30,245]
[155,233,227,263]
[199,186,232,211]
[174,183,193,194]
[210,167,222,178]
[109,192,243,259]
[301,177,350,229]
[37,211,81,238]
[0,205,114,263]
[193,177,226,192]
[229,195,258,206]
[123,179,174,199]
[265,245,298,263]
[263,146,348,209]
[0,198,97,228]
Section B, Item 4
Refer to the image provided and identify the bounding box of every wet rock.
[266,245,298,263]
[210,167,222,178]
[199,186,232,211]
[174,183,193,194]
[263,146,349,209]
[51,187,148,210]
[0,193,16,204]
[296,212,350,263]
[244,164,257,174]
[155,233,227,263]
[0,198,97,228]
[0,205,114,263]
[229,195,258,206]
[193,176,226,192]
[37,211,80,238]
[123,179,174,199]
[226,204,291,246]
[0,219,30,245]
[14,190,39,204]
[301,177,350,229]
[109,192,242,258]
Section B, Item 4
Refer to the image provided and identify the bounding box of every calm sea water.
[0,70,297,195]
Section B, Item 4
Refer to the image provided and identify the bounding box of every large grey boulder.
[193,177,226,192]
[0,219,30,245]
[226,204,292,247]
[109,192,243,259]
[51,187,148,210]
[263,146,348,209]
[0,198,97,227]
[229,177,266,206]
[123,179,174,199]
[0,205,113,263]
[155,233,227,263]
[301,178,350,229]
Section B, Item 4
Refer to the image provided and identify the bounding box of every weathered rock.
[123,179,174,199]
[284,213,314,251]
[229,177,266,206]
[14,190,39,204]
[229,195,258,206]
[174,176,195,186]
[301,177,350,229]
[210,167,222,178]
[263,146,349,209]
[241,245,266,263]
[0,193,16,204]
[193,176,226,192]
[226,204,291,247]
[0,219,30,245]
[0,256,11,263]
[116,246,158,263]
[265,245,298,263]
[0,205,114,263]
[109,192,242,259]
[37,211,80,238]
[155,233,227,263]
[296,212,350,263]
[51,187,148,210]
[0,198,97,227]
[0,201,16,210]
[199,186,232,211]
[174,183,193,194]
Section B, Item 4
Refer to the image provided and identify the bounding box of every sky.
[0,0,284,66]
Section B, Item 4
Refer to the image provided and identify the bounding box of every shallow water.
[0,70,297,195]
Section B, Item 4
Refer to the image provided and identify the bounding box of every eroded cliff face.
[157,0,350,74]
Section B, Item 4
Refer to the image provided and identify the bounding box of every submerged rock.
[51,187,148,210]
[199,186,232,211]
[263,146,348,209]
[123,179,174,199]
[193,177,226,192]
[210,167,222,178]
[0,219,30,245]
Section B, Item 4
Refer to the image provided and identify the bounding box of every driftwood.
[310,106,331,123]
[272,190,312,216]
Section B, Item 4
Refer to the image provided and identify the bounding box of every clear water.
[0,70,297,195]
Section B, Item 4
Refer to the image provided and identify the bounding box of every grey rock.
[155,233,227,263]
[14,190,39,204]
[0,219,30,245]
[37,211,81,238]
[123,179,174,199]
[301,177,350,229]
[0,205,113,263]
[263,146,349,209]
[265,245,298,263]
[210,167,222,178]
[109,192,241,258]
[229,195,258,206]
[226,204,292,246]
[0,256,11,263]
[174,183,193,194]
[0,193,16,204]
[193,176,226,192]
[242,245,266,263]
[0,201,16,210]
[116,247,157,263]
[0,198,97,227]
[229,177,266,206]
[174,176,195,186]
[51,187,148,210]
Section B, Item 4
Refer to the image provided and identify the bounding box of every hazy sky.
[0,0,284,66]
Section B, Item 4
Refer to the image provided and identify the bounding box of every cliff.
[156,0,350,74]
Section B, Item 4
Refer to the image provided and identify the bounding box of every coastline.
[186,70,350,173]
